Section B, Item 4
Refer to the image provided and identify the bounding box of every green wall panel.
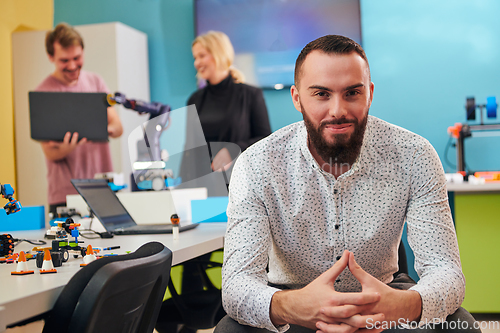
[455,193,500,313]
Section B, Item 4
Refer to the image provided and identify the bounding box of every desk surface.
[446,182,500,192]
[0,222,226,331]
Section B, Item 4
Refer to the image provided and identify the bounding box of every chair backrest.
[396,240,408,276]
[43,241,172,333]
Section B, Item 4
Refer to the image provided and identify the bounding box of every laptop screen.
[29,92,109,142]
[71,179,136,230]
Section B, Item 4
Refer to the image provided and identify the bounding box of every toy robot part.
[171,214,180,241]
[170,214,180,226]
[36,250,63,268]
[1,183,21,215]
[0,234,14,256]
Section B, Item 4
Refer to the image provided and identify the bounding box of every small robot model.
[1,183,21,215]
[107,92,177,191]
[46,218,86,262]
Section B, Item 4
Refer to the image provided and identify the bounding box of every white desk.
[447,182,500,193]
[0,222,226,331]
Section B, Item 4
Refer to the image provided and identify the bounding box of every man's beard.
[302,104,368,167]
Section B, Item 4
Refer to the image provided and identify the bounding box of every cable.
[13,238,47,246]
[444,137,457,170]
[78,229,101,239]
[78,214,102,239]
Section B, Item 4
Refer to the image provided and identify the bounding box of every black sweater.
[178,75,271,191]
[187,74,271,151]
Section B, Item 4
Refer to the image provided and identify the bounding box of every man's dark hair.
[294,35,369,86]
[45,22,84,56]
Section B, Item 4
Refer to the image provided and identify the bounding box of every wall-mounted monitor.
[194,0,362,90]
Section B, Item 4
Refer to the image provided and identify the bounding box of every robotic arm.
[1,184,21,215]
[107,92,170,119]
[107,92,171,162]
[107,93,175,190]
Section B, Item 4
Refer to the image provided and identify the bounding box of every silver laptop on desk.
[71,179,198,235]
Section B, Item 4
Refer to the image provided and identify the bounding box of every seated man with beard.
[218,35,479,333]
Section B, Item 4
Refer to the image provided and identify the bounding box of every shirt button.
[335,225,339,230]
[333,189,338,194]
[336,255,341,260]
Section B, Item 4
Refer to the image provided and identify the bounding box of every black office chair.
[155,254,226,333]
[42,241,172,333]
[396,239,408,276]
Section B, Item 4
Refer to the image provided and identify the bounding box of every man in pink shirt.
[35,23,123,216]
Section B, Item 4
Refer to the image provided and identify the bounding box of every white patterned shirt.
[223,116,464,332]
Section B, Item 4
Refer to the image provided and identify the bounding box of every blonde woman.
[180,31,271,189]
[155,32,272,333]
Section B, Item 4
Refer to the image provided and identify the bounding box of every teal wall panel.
[55,0,196,110]
[54,0,195,176]
[55,0,500,174]
[361,0,500,173]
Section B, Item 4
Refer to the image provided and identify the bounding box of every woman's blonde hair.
[193,31,245,83]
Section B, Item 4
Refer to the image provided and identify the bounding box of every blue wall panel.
[361,0,500,172]
[55,0,196,110]
[55,0,500,173]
